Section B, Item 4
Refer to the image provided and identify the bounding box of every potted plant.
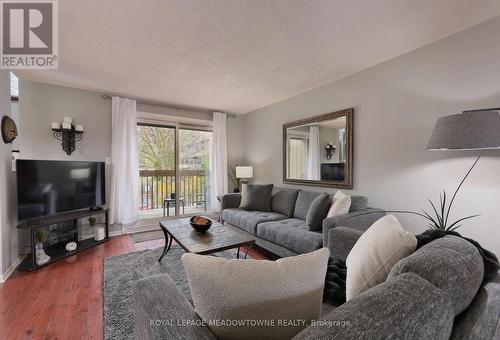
[36,227,50,243]
[88,216,97,226]
[228,166,241,193]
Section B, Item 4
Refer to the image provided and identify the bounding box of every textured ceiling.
[17,0,500,114]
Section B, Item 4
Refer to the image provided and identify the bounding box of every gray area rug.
[103,245,335,340]
[103,245,239,340]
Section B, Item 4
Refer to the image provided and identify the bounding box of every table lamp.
[235,166,253,190]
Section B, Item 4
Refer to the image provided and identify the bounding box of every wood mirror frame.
[283,108,353,189]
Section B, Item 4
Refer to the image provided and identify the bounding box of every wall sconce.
[325,143,336,160]
[51,117,84,155]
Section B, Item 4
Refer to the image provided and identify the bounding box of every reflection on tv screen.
[17,160,105,220]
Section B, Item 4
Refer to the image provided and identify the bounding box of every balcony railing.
[139,169,208,211]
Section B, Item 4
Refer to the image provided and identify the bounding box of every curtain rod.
[101,94,237,118]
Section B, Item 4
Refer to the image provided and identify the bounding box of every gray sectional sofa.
[132,186,500,338]
[133,235,500,339]
[220,187,385,258]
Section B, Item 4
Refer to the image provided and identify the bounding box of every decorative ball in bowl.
[190,216,212,232]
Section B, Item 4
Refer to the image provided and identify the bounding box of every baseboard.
[109,229,124,237]
[0,254,26,282]
[89,226,158,238]
[125,225,160,234]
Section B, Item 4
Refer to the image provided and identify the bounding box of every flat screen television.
[17,160,105,221]
[320,163,345,181]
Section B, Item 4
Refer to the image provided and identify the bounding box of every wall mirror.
[283,108,353,188]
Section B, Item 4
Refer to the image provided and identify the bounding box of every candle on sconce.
[51,122,61,130]
[62,122,72,130]
[75,125,84,132]
[63,117,73,124]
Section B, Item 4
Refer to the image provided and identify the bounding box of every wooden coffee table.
[158,217,255,261]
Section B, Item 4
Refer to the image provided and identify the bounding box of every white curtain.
[210,112,228,209]
[109,96,140,225]
[307,126,321,180]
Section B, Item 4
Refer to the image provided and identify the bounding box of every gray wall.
[0,70,18,279]
[18,80,243,165]
[19,80,112,161]
[17,80,244,228]
[239,16,500,255]
[18,81,116,233]
[227,116,245,191]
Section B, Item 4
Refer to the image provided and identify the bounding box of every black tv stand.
[17,208,110,271]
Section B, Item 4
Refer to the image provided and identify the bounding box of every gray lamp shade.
[427,110,500,150]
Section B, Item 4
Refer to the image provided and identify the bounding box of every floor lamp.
[425,108,500,230]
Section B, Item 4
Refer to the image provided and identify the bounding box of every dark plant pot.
[233,188,240,193]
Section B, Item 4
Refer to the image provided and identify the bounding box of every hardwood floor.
[0,234,268,340]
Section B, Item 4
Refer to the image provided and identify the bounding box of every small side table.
[163,197,185,216]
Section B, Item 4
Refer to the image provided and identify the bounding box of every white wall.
[0,70,18,280]
[240,16,500,255]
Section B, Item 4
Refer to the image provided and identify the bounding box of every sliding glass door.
[137,124,176,219]
[179,128,212,215]
[137,123,212,220]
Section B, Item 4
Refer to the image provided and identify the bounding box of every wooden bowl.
[190,216,212,232]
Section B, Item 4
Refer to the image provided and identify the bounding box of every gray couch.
[133,235,500,339]
[220,187,385,258]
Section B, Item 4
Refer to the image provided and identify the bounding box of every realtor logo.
[1,0,58,69]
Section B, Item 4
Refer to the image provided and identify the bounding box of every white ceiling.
[16,0,500,114]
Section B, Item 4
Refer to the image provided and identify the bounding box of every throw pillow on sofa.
[271,188,300,217]
[305,194,331,231]
[239,184,273,211]
[346,214,417,301]
[182,248,330,340]
[326,190,351,218]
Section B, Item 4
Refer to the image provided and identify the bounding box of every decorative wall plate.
[1,115,18,143]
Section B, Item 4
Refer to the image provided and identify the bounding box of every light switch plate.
[11,150,19,172]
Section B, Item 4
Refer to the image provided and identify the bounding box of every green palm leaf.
[421,209,441,229]
[446,214,481,231]
[428,199,443,228]
[441,191,448,227]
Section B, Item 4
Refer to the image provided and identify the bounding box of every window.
[179,128,212,214]
[137,124,176,218]
[288,138,307,179]
[136,122,213,219]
